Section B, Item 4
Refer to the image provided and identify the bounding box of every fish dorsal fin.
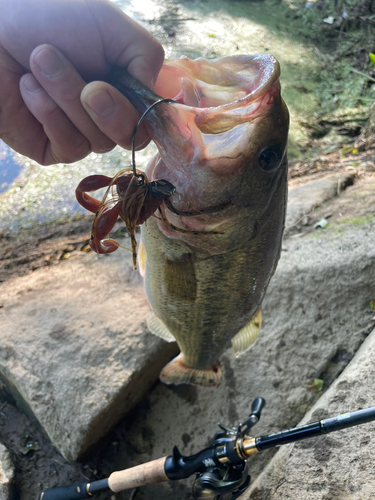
[231,309,262,357]
[147,314,176,343]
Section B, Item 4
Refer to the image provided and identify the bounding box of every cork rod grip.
[108,457,169,492]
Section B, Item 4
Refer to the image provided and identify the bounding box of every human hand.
[0,0,164,165]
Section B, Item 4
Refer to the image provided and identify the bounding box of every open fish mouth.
[110,54,288,244]
[147,54,284,203]
[154,54,281,113]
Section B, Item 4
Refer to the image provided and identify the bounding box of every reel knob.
[192,467,250,500]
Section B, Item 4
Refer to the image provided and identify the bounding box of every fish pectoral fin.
[231,309,262,357]
[147,314,176,343]
[160,354,221,387]
[138,238,146,278]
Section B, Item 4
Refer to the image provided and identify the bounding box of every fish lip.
[164,197,232,217]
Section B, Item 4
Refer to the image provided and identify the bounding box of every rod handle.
[108,456,169,492]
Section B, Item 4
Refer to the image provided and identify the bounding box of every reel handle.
[250,397,265,421]
[238,397,266,436]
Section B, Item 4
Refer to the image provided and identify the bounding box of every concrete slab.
[247,326,375,500]
[0,247,178,461]
[0,444,14,500]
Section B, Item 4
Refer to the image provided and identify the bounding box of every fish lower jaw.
[159,354,221,387]
[147,154,233,222]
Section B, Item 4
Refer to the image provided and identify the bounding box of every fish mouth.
[110,55,287,235]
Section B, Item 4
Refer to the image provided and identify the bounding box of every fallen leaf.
[314,218,328,229]
[306,379,324,391]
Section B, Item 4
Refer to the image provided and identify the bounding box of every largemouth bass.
[110,54,289,387]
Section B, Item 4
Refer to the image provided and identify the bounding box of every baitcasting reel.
[176,397,265,500]
[40,397,375,500]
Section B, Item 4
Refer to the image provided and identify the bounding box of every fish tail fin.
[160,354,221,387]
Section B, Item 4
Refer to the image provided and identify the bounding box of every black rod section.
[321,407,375,433]
[40,479,109,500]
[255,406,375,451]
[255,422,323,451]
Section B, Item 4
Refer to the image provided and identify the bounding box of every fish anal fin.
[147,314,176,343]
[160,354,221,387]
[232,309,262,357]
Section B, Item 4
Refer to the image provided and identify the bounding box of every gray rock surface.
[247,326,375,500]
[0,444,14,500]
[107,220,375,500]
[0,248,178,460]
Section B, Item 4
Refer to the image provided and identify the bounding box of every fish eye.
[258,144,284,172]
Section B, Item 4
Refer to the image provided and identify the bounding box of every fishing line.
[131,99,176,181]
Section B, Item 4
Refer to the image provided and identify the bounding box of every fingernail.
[34,47,64,79]
[22,74,43,94]
[84,89,115,118]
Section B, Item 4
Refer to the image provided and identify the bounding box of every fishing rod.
[39,397,375,500]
